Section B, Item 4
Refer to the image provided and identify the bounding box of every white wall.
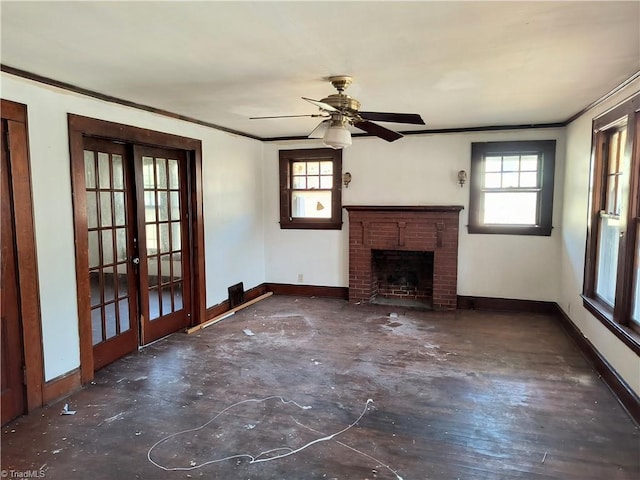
[264,128,565,301]
[559,78,640,395]
[1,73,265,381]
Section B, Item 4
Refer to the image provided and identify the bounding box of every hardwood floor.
[2,296,639,479]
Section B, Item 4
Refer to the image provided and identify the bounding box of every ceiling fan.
[251,75,425,149]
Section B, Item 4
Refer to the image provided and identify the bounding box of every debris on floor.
[61,404,76,415]
[243,328,255,336]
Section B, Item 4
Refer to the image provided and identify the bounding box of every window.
[583,94,640,345]
[468,141,556,235]
[279,148,342,229]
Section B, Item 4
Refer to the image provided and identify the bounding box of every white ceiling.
[1,1,639,140]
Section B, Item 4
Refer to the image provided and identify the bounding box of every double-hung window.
[279,148,342,230]
[583,94,640,344]
[469,140,556,235]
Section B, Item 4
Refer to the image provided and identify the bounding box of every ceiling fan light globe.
[323,125,352,149]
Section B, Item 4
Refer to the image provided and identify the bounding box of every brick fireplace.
[345,205,463,310]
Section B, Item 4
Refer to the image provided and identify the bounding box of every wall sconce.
[457,170,467,188]
[343,172,352,188]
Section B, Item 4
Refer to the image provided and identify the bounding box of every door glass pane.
[117,268,129,298]
[114,192,126,226]
[105,302,117,340]
[103,266,115,302]
[156,158,167,189]
[160,254,171,280]
[143,157,155,188]
[157,191,168,221]
[86,192,98,229]
[100,192,112,227]
[168,159,179,189]
[149,288,160,320]
[159,223,170,253]
[595,215,620,307]
[89,270,101,307]
[98,152,110,189]
[171,222,181,251]
[112,155,124,189]
[88,231,100,268]
[91,308,103,345]
[148,256,159,287]
[84,151,96,188]
[119,299,130,332]
[101,230,114,265]
[146,224,158,254]
[115,228,127,262]
[144,191,157,223]
[161,286,173,314]
[172,253,182,279]
[170,191,180,220]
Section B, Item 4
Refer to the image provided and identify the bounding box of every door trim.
[1,99,45,412]
[68,114,206,383]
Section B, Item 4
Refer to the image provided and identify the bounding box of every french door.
[134,145,191,344]
[82,139,192,369]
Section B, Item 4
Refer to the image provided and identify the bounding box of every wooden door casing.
[0,99,44,423]
[69,114,205,383]
[1,118,26,424]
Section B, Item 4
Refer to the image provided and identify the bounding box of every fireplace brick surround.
[345,205,463,310]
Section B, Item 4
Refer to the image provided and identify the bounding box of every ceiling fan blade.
[358,111,425,125]
[354,120,403,142]
[250,114,326,120]
[302,97,340,113]
[308,120,329,138]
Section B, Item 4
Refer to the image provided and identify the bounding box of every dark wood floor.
[2,296,639,479]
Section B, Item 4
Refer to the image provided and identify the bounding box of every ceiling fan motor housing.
[320,94,361,115]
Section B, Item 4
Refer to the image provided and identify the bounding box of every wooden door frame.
[68,114,206,383]
[1,99,45,412]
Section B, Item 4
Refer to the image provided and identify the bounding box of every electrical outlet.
[297,274,303,283]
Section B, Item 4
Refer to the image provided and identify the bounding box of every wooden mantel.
[344,205,464,213]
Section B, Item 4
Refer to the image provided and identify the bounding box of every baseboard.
[554,304,640,426]
[43,368,81,405]
[457,295,557,314]
[266,283,349,299]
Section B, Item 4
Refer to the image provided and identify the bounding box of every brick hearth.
[344,205,463,310]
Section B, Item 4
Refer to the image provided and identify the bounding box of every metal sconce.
[343,172,352,188]
[457,170,467,188]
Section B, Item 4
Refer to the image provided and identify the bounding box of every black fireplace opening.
[371,249,434,308]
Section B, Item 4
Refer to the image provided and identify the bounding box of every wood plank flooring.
[2,296,639,479]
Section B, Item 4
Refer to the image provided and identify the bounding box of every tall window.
[279,148,342,230]
[469,140,556,235]
[583,94,640,344]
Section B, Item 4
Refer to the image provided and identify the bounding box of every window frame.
[582,93,640,352]
[468,140,556,236]
[279,148,343,230]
